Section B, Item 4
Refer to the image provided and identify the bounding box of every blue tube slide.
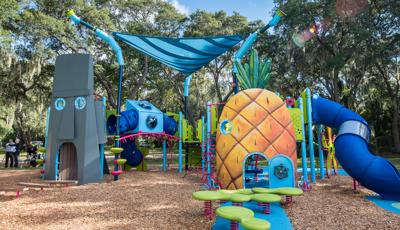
[312,96,400,201]
[107,109,138,135]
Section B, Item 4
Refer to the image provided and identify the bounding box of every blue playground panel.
[126,100,163,133]
[212,202,292,230]
[366,196,400,215]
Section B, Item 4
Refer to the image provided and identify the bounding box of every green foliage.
[0,0,399,152]
[235,49,271,89]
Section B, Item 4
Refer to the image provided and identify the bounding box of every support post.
[305,88,316,183]
[206,102,212,185]
[162,140,167,172]
[201,116,206,177]
[317,125,325,179]
[178,112,183,173]
[43,107,51,180]
[184,75,192,171]
[100,97,106,178]
[297,98,308,183]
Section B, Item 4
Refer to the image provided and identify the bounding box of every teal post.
[317,125,325,179]
[178,112,183,173]
[206,102,211,184]
[305,88,316,183]
[298,98,308,182]
[43,107,51,180]
[162,140,167,172]
[201,116,205,177]
[100,97,106,178]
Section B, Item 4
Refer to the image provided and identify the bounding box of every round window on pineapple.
[220,120,233,135]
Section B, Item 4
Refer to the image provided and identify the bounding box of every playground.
[1,0,400,229]
[0,169,398,229]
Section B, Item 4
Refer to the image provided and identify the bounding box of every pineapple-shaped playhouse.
[216,50,297,189]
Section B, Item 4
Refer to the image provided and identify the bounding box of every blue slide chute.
[312,96,400,201]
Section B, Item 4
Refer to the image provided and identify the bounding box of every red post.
[285,195,292,204]
[233,202,242,207]
[262,202,270,214]
[204,201,213,219]
[230,221,239,230]
[353,179,357,190]
[16,189,20,198]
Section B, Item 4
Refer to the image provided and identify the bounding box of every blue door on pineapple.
[269,155,295,188]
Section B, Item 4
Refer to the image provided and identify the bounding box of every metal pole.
[201,116,205,177]
[67,10,125,181]
[43,107,51,180]
[206,102,211,184]
[183,75,192,171]
[317,125,325,179]
[305,88,316,183]
[100,97,106,178]
[184,96,189,171]
[298,98,308,182]
[178,112,183,173]
[162,140,167,172]
[113,65,123,181]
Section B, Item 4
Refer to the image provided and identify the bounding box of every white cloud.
[169,0,190,16]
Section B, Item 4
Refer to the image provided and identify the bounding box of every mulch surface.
[0,169,398,230]
[285,175,399,229]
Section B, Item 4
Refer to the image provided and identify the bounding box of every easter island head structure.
[45,54,106,184]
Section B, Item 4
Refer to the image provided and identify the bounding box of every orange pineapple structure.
[216,50,297,189]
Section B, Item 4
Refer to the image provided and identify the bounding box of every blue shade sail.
[112,32,243,75]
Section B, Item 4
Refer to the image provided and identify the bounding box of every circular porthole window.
[75,97,86,110]
[220,120,233,135]
[54,98,66,111]
[146,115,158,129]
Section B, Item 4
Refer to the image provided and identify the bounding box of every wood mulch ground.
[286,175,399,230]
[0,169,398,229]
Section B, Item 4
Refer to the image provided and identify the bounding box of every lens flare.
[291,24,318,48]
[336,0,368,17]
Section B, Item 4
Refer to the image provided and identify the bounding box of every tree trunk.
[130,56,148,99]
[213,74,223,102]
[391,99,400,153]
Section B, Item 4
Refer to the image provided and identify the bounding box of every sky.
[169,0,276,22]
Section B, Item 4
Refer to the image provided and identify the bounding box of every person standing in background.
[4,139,16,168]
[14,138,21,168]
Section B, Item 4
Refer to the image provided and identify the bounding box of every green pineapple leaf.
[234,49,272,90]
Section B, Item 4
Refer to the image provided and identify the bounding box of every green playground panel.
[251,194,281,203]
[182,119,194,141]
[192,191,230,201]
[241,217,271,230]
[252,187,303,196]
[300,90,308,123]
[215,206,254,222]
[211,105,218,134]
[166,112,179,122]
[288,108,303,141]
[218,189,240,195]
[237,188,254,195]
[196,119,203,141]
[230,194,252,202]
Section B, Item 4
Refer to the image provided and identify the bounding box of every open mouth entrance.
[58,142,78,180]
